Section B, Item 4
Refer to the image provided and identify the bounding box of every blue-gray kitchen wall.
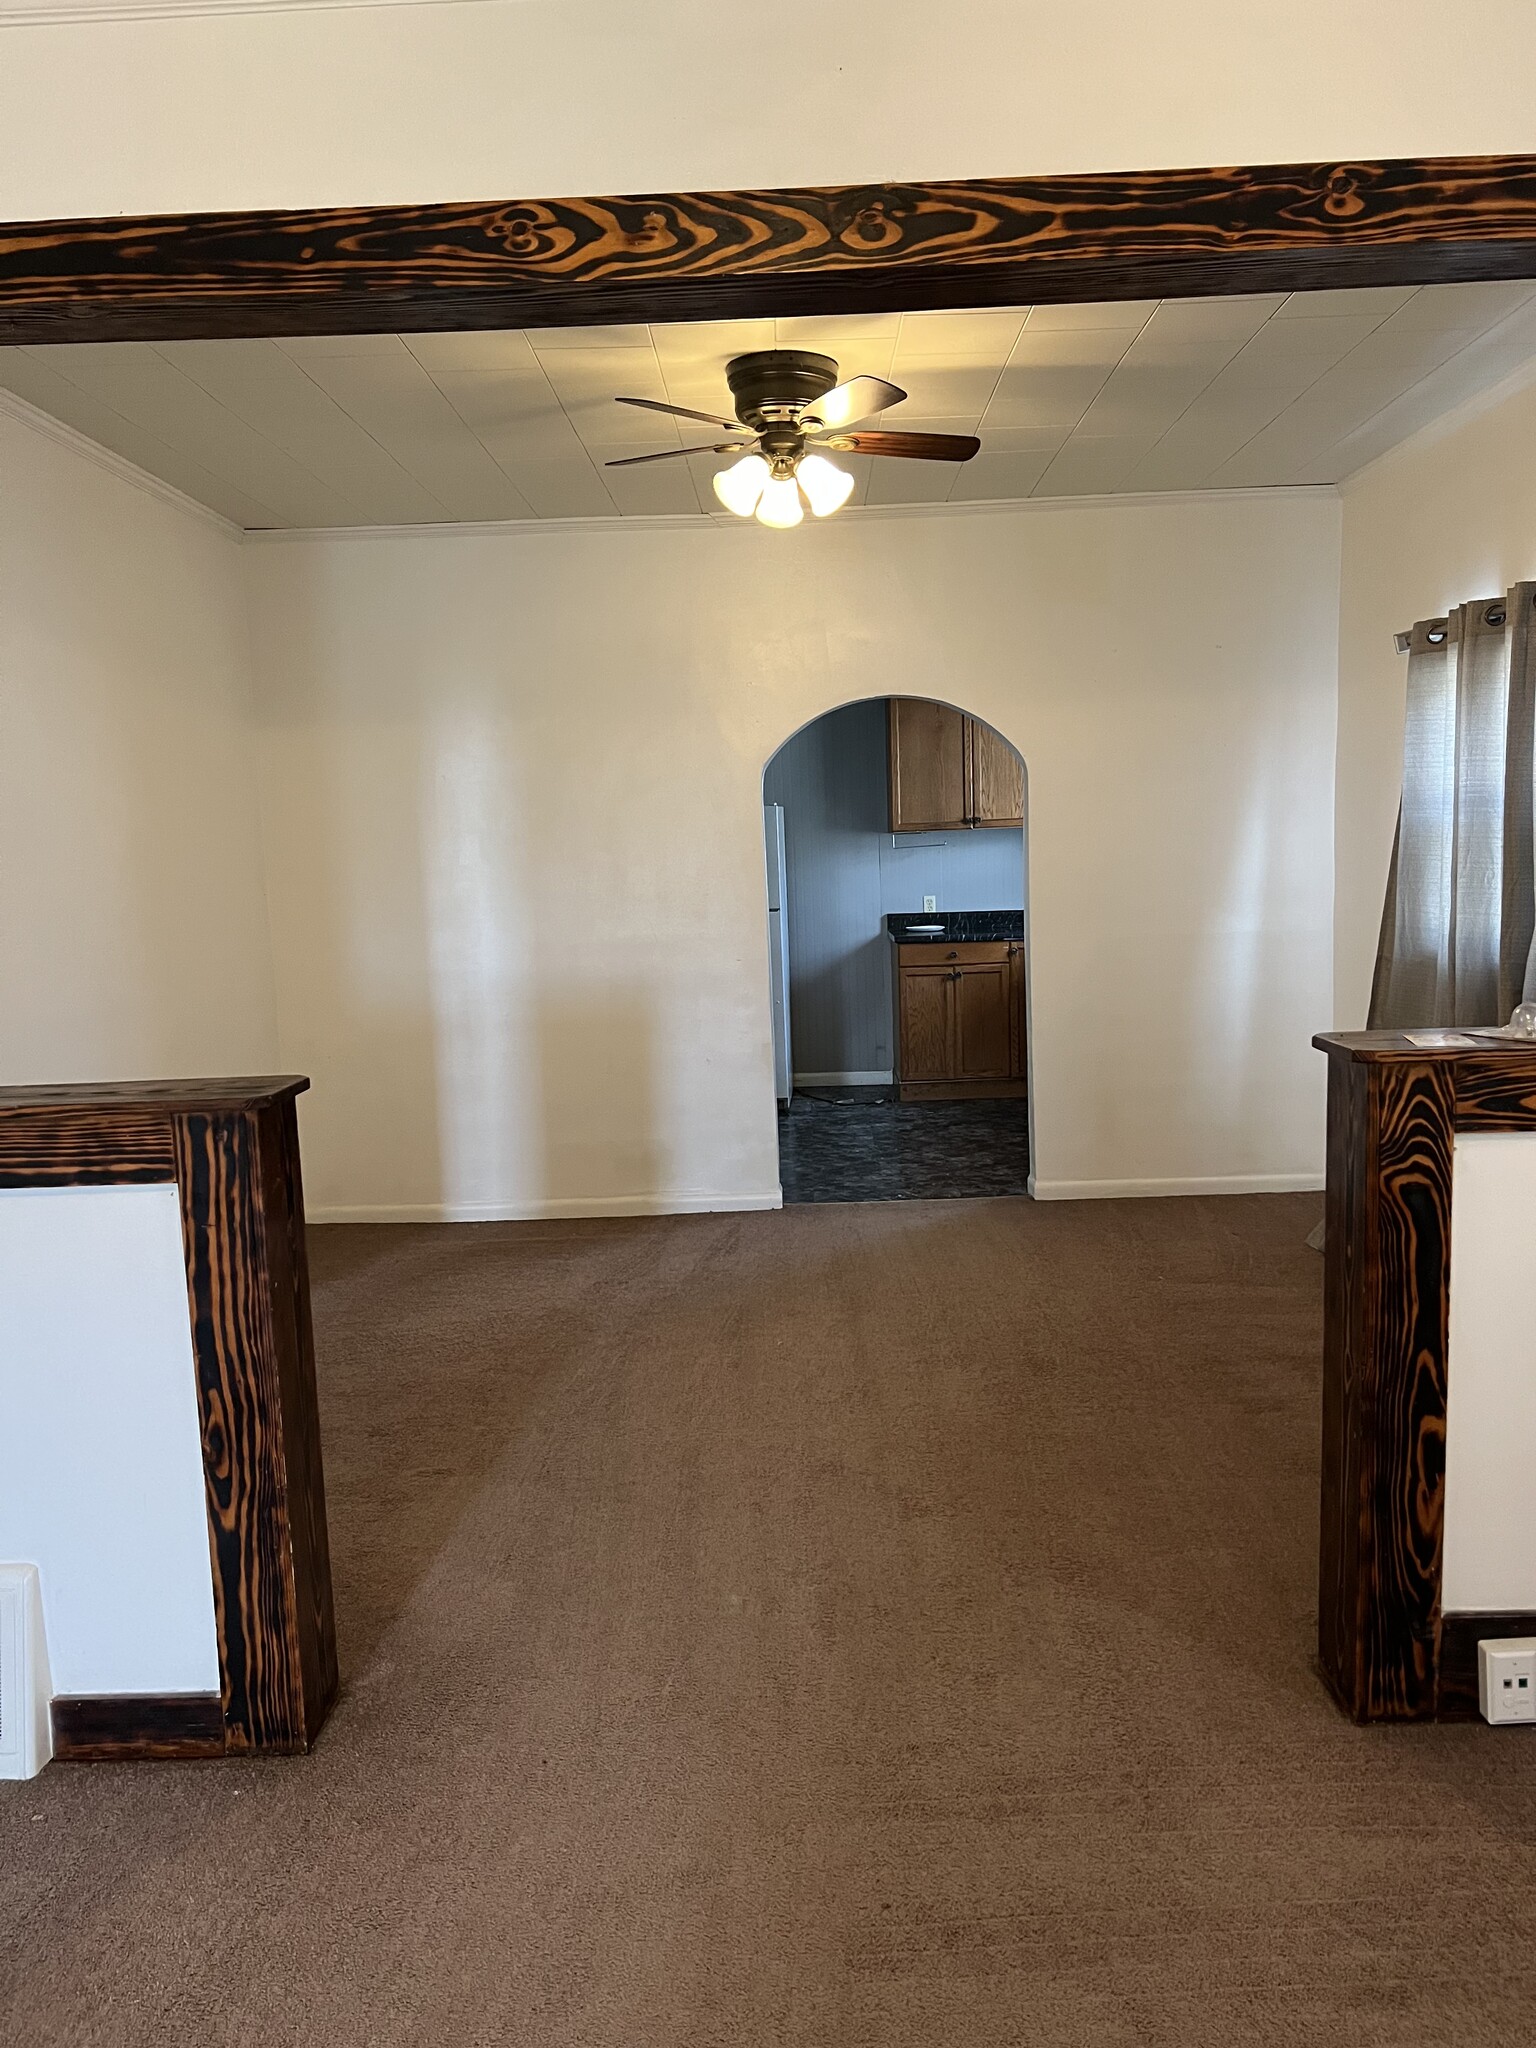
[763,698,1025,1081]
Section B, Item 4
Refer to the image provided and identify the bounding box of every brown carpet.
[4,1194,1535,2045]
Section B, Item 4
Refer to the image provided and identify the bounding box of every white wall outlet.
[1478,1637,1536,1724]
[922,895,937,913]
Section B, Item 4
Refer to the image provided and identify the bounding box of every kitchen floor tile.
[777,1088,1031,1203]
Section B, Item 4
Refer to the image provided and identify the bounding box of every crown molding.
[0,386,241,538]
[0,384,1339,540]
[240,485,1338,545]
[0,0,495,23]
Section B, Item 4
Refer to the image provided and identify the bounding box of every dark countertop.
[886,911,1025,944]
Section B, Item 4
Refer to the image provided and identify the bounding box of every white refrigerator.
[764,804,792,1104]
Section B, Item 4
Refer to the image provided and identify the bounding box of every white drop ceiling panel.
[4,280,1535,530]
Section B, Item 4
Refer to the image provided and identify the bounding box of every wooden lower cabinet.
[892,942,1028,1101]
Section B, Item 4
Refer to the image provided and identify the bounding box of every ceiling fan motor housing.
[726,349,840,439]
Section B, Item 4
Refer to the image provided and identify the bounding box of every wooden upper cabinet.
[887,698,1022,831]
[887,697,968,832]
[967,717,1025,828]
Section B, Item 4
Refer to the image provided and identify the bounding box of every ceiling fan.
[605,349,981,528]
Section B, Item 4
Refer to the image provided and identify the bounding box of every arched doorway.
[762,695,1031,1204]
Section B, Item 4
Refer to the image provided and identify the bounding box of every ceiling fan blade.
[806,375,906,430]
[604,442,748,468]
[823,430,981,463]
[616,395,741,431]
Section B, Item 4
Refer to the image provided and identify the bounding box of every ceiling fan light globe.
[796,453,855,517]
[755,474,805,529]
[712,453,769,517]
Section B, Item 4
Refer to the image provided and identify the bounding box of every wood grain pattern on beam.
[1315,1041,1456,1721]
[1454,1051,1536,1127]
[174,1106,335,1753]
[257,1093,339,1735]
[1317,1049,1369,1715]
[1,1077,336,1760]
[0,1077,310,1111]
[51,1692,225,1761]
[1312,1032,1536,1723]
[0,1106,175,1186]
[6,156,1536,345]
[1363,1059,1455,1719]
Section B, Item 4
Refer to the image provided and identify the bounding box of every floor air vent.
[0,1564,52,1779]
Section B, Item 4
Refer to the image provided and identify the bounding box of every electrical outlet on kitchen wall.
[1479,1638,1536,1723]
[922,896,937,913]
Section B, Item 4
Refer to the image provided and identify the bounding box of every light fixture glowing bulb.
[796,452,855,518]
[712,453,770,518]
[755,473,805,529]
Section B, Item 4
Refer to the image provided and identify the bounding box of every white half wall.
[1335,368,1536,1029]
[245,491,1339,1217]
[1444,1131,1536,1614]
[2,1,1533,221]
[0,1184,220,1697]
[0,400,281,1085]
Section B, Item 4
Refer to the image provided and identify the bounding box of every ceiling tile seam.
[414,355,541,520]
[1112,302,1330,490]
[1332,342,1536,494]
[1017,302,1155,343]
[147,341,381,527]
[1222,286,1533,486]
[1200,288,1508,489]
[1195,306,1436,487]
[1116,288,1419,494]
[458,343,591,509]
[282,349,456,525]
[1314,297,1536,486]
[937,342,1008,506]
[891,307,923,507]
[536,327,689,510]
[0,383,245,536]
[1025,315,1161,496]
[655,332,717,517]
[26,343,326,526]
[14,343,291,525]
[1128,289,1415,485]
[537,339,634,517]
[5,357,287,529]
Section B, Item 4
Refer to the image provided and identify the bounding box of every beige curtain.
[1370,582,1536,1028]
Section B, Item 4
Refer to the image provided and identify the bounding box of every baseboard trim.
[308,1190,785,1223]
[792,1071,894,1088]
[1028,1172,1325,1200]
[51,1692,225,1762]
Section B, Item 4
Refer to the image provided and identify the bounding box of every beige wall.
[2,0,1534,221]
[0,399,280,1083]
[245,491,1340,1218]
[1334,366,1536,1027]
